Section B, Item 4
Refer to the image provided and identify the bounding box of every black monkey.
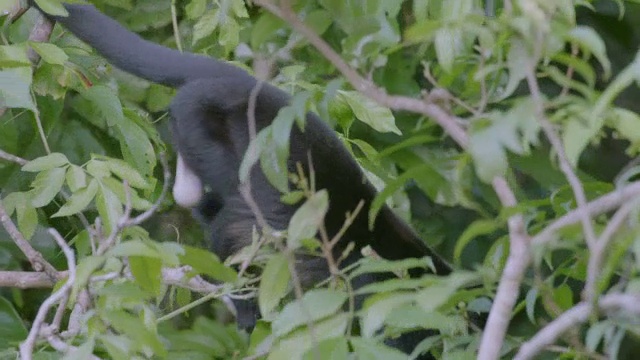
[30,2,452,356]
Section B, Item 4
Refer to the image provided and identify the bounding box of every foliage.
[1,0,640,359]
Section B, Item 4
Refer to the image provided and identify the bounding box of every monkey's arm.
[28,1,250,88]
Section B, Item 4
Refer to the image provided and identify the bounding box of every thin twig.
[0,149,28,165]
[524,55,598,249]
[533,182,640,246]
[0,201,58,276]
[19,228,76,360]
[584,198,640,302]
[514,293,640,360]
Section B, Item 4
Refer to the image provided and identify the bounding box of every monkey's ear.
[173,154,203,208]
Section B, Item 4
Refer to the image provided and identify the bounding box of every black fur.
[31,2,452,357]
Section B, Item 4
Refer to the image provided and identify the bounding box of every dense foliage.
[2,0,640,358]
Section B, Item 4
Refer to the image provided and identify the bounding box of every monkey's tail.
[31,3,251,88]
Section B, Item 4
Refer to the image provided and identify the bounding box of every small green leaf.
[0,69,35,110]
[272,289,348,337]
[80,85,125,127]
[434,27,462,73]
[287,190,329,249]
[96,187,123,235]
[193,10,219,45]
[567,26,611,80]
[30,167,66,208]
[179,245,237,283]
[0,296,28,348]
[251,12,285,48]
[107,239,161,258]
[269,314,349,360]
[34,0,69,16]
[87,160,111,179]
[28,42,69,65]
[350,337,408,360]
[361,292,414,338]
[453,219,499,263]
[22,152,69,172]
[129,256,163,296]
[105,158,151,189]
[259,254,291,318]
[339,91,401,135]
[53,180,99,217]
[66,165,87,192]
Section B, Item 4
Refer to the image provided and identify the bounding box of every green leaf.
[552,283,574,311]
[87,160,111,179]
[80,85,125,127]
[219,18,240,51]
[73,256,107,298]
[96,186,123,235]
[287,190,329,249]
[179,245,237,283]
[610,108,640,149]
[258,254,291,318]
[416,273,478,312]
[304,10,333,36]
[361,292,414,337]
[66,164,87,191]
[434,27,462,73]
[129,256,163,296]
[62,338,95,360]
[567,26,611,80]
[114,113,157,177]
[104,158,151,189]
[0,68,34,110]
[269,314,349,360]
[339,91,401,135]
[302,338,349,360]
[100,334,133,360]
[259,128,289,193]
[0,45,31,67]
[231,0,249,18]
[53,179,99,217]
[106,309,166,357]
[350,337,408,360]
[34,0,69,16]
[7,193,38,240]
[28,42,69,65]
[499,39,529,100]
[185,0,206,19]
[22,152,69,172]
[100,177,152,211]
[107,239,161,258]
[272,289,348,337]
[351,257,432,278]
[454,219,499,264]
[193,10,219,45]
[30,167,66,208]
[0,296,28,348]
[251,12,285,49]
[469,100,540,182]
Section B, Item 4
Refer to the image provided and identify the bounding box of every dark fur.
[32,2,451,356]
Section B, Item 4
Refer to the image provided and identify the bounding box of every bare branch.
[0,201,58,276]
[524,56,598,249]
[515,293,640,360]
[0,270,62,288]
[533,181,640,246]
[19,228,76,360]
[0,149,28,166]
[584,198,640,302]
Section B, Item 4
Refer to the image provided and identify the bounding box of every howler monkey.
[30,2,452,356]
